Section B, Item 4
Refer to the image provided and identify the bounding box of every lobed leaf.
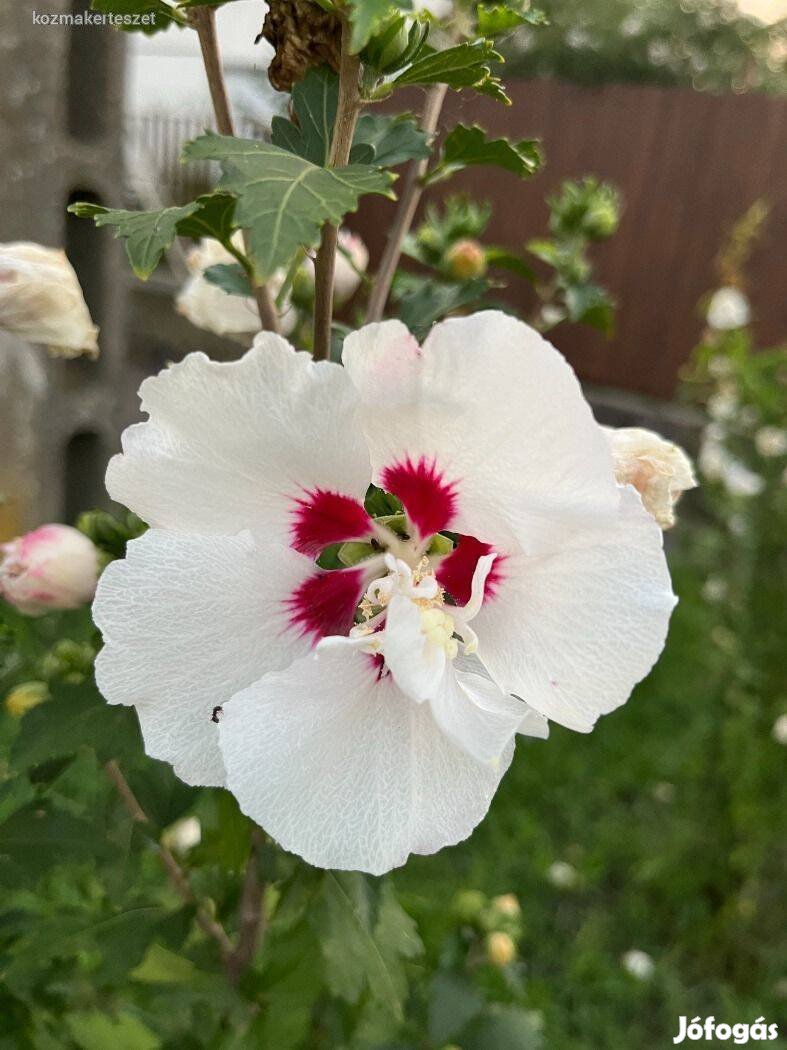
[393,40,510,104]
[183,133,395,280]
[431,123,542,181]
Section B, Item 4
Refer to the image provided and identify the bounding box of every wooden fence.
[355,79,787,399]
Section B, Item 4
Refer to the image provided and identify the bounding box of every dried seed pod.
[260,0,342,92]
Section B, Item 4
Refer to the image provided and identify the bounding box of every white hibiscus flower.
[93,311,676,874]
[176,235,296,339]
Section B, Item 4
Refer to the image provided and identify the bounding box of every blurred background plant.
[504,0,787,94]
[1,201,784,1048]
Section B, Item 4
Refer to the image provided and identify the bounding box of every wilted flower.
[1,524,100,616]
[94,311,676,874]
[547,860,579,889]
[176,235,296,338]
[486,931,516,967]
[0,242,98,358]
[161,815,202,853]
[621,949,655,980]
[706,286,750,331]
[772,714,787,746]
[4,681,49,718]
[755,426,787,458]
[603,426,696,529]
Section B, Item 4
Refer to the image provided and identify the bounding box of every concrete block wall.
[0,0,129,538]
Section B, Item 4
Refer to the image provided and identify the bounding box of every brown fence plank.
[354,80,787,399]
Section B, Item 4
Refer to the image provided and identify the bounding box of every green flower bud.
[453,889,486,923]
[444,239,487,281]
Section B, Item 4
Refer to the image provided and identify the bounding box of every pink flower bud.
[0,524,100,616]
[445,239,487,281]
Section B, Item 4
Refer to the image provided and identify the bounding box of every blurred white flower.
[603,426,696,529]
[302,229,368,305]
[176,235,295,339]
[0,242,98,358]
[412,0,454,18]
[699,430,765,497]
[621,949,655,980]
[161,815,202,854]
[548,861,579,889]
[651,781,676,804]
[0,524,100,616]
[706,287,750,331]
[707,387,738,422]
[755,426,787,458]
[771,714,787,746]
[701,576,728,603]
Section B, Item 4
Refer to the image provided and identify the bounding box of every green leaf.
[485,246,536,280]
[131,943,200,984]
[203,263,253,297]
[346,0,401,53]
[398,278,489,339]
[68,201,200,280]
[65,1011,161,1050]
[477,2,547,36]
[428,972,485,1044]
[191,789,251,872]
[462,1005,544,1050]
[393,40,510,104]
[0,806,116,886]
[564,283,615,336]
[68,194,238,280]
[316,874,422,1020]
[91,0,186,32]
[432,123,542,181]
[11,681,140,772]
[182,133,395,280]
[271,66,338,166]
[351,113,431,167]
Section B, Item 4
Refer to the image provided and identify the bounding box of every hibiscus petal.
[108,335,371,542]
[431,668,546,765]
[93,529,313,787]
[382,592,447,702]
[343,311,619,553]
[219,647,513,875]
[474,487,677,732]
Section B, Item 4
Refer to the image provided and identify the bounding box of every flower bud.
[0,524,100,616]
[5,681,49,718]
[161,816,202,854]
[362,15,412,73]
[603,426,696,529]
[706,286,750,331]
[547,860,579,889]
[0,242,98,359]
[621,949,655,980]
[486,931,516,967]
[301,230,369,306]
[176,235,295,339]
[772,714,787,746]
[453,889,486,923]
[491,892,521,917]
[445,239,487,281]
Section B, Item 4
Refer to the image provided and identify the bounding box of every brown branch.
[189,6,281,334]
[226,828,267,985]
[104,760,234,960]
[365,83,449,323]
[312,16,362,361]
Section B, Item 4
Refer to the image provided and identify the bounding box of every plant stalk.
[312,16,362,361]
[366,83,449,323]
[104,760,234,960]
[226,828,267,984]
[190,6,281,334]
